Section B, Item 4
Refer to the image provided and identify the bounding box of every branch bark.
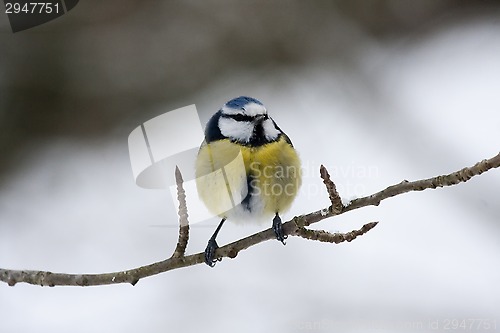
[172,166,189,258]
[1,152,498,287]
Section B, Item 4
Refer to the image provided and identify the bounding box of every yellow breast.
[195,136,301,222]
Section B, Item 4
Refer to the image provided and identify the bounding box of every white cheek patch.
[262,118,280,141]
[219,117,253,142]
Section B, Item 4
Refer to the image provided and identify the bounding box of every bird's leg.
[205,218,226,267]
[272,213,287,245]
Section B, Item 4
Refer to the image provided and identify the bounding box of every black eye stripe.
[225,114,256,122]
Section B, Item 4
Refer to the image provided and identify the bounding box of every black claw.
[204,218,226,267]
[204,237,221,267]
[272,213,287,245]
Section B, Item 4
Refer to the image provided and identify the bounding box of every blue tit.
[195,96,302,267]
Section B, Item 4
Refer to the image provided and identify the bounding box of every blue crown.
[225,96,263,110]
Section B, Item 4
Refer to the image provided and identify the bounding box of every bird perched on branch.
[195,96,302,267]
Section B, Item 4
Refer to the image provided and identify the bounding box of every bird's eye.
[230,114,255,122]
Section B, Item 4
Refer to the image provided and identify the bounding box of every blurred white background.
[1,1,499,332]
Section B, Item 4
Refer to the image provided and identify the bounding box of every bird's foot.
[204,237,222,267]
[273,214,287,245]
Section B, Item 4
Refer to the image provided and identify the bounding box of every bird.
[195,96,302,267]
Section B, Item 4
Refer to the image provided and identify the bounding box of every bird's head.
[213,96,281,145]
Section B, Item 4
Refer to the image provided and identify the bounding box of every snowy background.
[1,2,499,333]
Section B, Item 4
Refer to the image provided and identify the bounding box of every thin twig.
[172,166,189,258]
[320,164,344,213]
[1,152,498,287]
[294,222,378,243]
[295,152,500,229]
[344,153,500,213]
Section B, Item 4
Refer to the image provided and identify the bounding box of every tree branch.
[320,164,343,214]
[294,222,378,243]
[172,166,189,258]
[1,152,498,287]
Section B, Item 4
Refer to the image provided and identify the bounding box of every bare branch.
[343,153,500,213]
[1,152,498,287]
[172,166,189,258]
[294,222,378,243]
[320,164,344,213]
[293,152,500,229]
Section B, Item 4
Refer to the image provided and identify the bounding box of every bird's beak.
[255,114,266,123]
